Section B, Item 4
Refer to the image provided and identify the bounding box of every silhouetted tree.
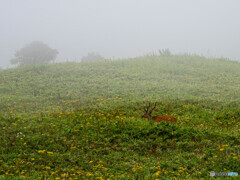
[10,41,58,66]
[81,52,105,62]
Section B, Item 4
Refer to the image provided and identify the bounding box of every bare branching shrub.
[158,49,171,57]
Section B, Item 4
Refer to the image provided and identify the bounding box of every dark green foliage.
[10,41,58,66]
[81,52,105,62]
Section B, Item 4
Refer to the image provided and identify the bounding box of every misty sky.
[1,0,240,68]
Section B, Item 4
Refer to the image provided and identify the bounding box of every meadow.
[0,54,239,179]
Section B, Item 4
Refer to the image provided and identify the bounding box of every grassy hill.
[0,55,239,179]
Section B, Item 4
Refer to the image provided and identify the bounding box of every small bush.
[81,52,105,62]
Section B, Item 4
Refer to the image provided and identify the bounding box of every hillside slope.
[0,55,239,179]
[0,55,240,114]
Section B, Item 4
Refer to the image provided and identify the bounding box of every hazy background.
[1,0,240,68]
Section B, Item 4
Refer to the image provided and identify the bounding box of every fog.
[1,0,240,68]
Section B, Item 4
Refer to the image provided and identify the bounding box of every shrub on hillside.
[10,41,58,66]
[159,49,171,57]
[81,52,105,62]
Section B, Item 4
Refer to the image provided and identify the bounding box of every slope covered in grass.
[1,55,240,115]
[0,55,239,179]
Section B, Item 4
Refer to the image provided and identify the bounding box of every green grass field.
[0,54,239,179]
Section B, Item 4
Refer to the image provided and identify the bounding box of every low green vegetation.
[0,54,239,179]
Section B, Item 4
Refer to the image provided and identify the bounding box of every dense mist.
[1,0,240,68]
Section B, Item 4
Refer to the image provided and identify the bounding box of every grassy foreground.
[0,55,239,179]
